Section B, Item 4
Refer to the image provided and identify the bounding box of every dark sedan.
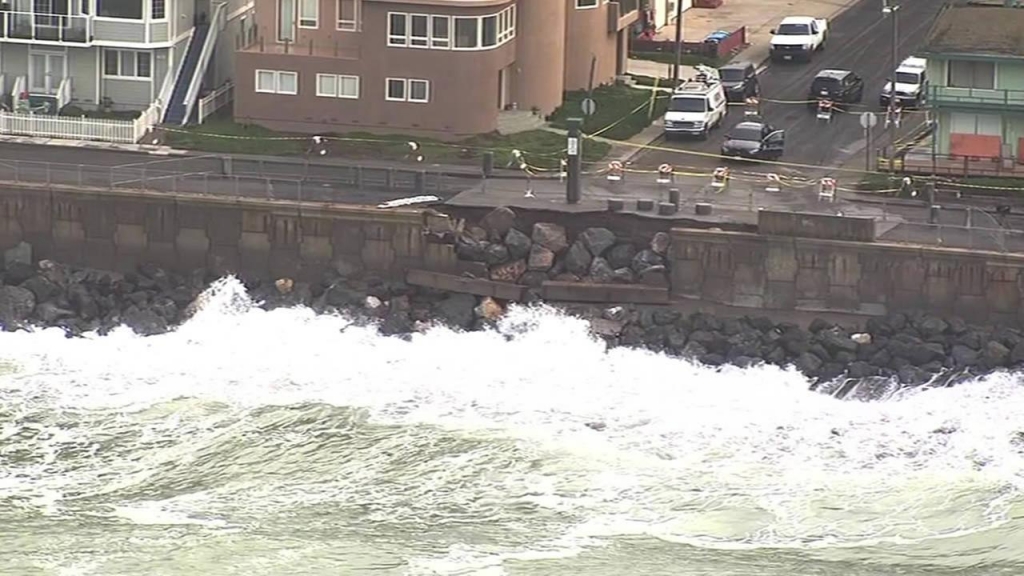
[721,121,786,161]
[718,62,759,102]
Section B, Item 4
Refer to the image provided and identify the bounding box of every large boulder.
[434,294,477,329]
[455,236,489,262]
[122,306,168,336]
[0,285,36,327]
[531,222,568,253]
[606,243,637,270]
[563,240,593,276]
[483,243,510,266]
[650,232,671,255]
[479,206,517,240]
[490,260,527,283]
[504,228,532,260]
[20,275,62,304]
[527,244,555,271]
[631,249,664,274]
[579,227,616,257]
[588,257,614,283]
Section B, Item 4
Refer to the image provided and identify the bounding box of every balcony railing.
[929,85,1024,107]
[609,0,640,32]
[0,11,92,43]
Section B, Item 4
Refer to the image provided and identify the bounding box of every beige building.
[233,0,639,138]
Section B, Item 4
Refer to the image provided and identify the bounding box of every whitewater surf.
[1,278,1023,576]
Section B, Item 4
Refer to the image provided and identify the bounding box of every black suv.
[807,69,864,107]
[718,62,759,102]
[721,121,786,161]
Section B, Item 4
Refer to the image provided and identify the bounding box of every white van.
[880,56,928,108]
[664,75,728,140]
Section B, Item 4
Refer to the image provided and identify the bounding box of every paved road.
[0,142,480,204]
[631,0,944,182]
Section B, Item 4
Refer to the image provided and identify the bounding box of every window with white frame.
[337,0,358,31]
[316,73,359,98]
[389,6,514,51]
[256,69,298,95]
[576,0,598,7]
[298,0,317,28]
[387,12,407,46]
[385,78,429,103]
[102,49,151,79]
[430,15,449,48]
[278,0,296,42]
[151,0,165,19]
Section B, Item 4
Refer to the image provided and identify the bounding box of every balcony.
[239,35,361,60]
[0,11,92,44]
[929,85,1024,110]
[608,0,640,33]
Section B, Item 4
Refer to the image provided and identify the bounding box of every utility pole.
[671,0,684,86]
[566,118,582,204]
[883,1,900,152]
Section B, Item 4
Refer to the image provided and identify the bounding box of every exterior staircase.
[496,110,545,135]
[162,23,210,125]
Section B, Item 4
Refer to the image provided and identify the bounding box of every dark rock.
[579,227,616,257]
[747,316,775,333]
[819,362,845,381]
[603,306,629,322]
[794,352,823,376]
[981,340,1010,369]
[563,241,592,276]
[643,325,669,347]
[122,306,168,336]
[379,310,414,336]
[631,249,664,274]
[3,261,36,286]
[455,236,489,262]
[887,334,944,366]
[1011,342,1024,365]
[818,328,858,355]
[527,244,556,271]
[679,340,707,359]
[531,222,568,253]
[653,309,680,325]
[504,228,532,260]
[916,315,948,338]
[456,260,489,278]
[765,346,787,365]
[808,343,831,362]
[666,329,688,352]
[483,243,510,266]
[721,318,744,336]
[946,317,968,335]
[808,318,832,333]
[955,330,984,350]
[951,344,979,367]
[434,293,477,329]
[20,275,61,303]
[921,360,945,373]
[898,366,930,385]
[33,301,75,324]
[150,297,179,321]
[68,284,99,320]
[732,356,760,368]
[865,316,893,337]
[700,353,726,366]
[833,350,856,365]
[639,266,669,288]
[518,271,547,288]
[489,260,526,283]
[650,232,671,255]
[611,267,635,283]
[636,308,658,329]
[606,243,638,270]
[780,327,810,355]
[995,327,1023,350]
[0,285,36,326]
[727,331,761,359]
[465,226,488,242]
[588,257,614,283]
[619,324,645,346]
[480,206,517,240]
[847,361,879,378]
[324,281,365,307]
[888,313,908,331]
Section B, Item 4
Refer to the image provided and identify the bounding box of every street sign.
[567,137,579,156]
[859,112,878,129]
[581,98,597,116]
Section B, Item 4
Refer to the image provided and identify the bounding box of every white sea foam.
[0,277,1022,576]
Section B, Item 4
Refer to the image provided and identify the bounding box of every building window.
[96,0,143,19]
[409,14,428,47]
[430,15,449,48]
[454,17,477,49]
[481,14,497,47]
[386,78,429,103]
[298,0,317,28]
[576,0,598,7]
[948,60,995,90]
[316,73,359,99]
[256,70,298,95]
[337,0,357,31]
[387,12,407,46]
[498,5,515,43]
[102,49,151,79]
[151,0,165,19]
[278,0,295,42]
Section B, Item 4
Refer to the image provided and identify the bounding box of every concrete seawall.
[1,183,1021,325]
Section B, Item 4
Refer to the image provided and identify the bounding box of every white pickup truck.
[769,16,829,63]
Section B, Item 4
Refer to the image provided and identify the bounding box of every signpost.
[566,118,582,204]
[860,112,878,171]
[581,98,597,117]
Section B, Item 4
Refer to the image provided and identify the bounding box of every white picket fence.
[0,99,163,144]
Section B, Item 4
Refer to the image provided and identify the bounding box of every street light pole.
[883,1,900,151]
[671,0,684,86]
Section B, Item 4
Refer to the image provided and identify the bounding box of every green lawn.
[548,84,668,140]
[161,120,610,171]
